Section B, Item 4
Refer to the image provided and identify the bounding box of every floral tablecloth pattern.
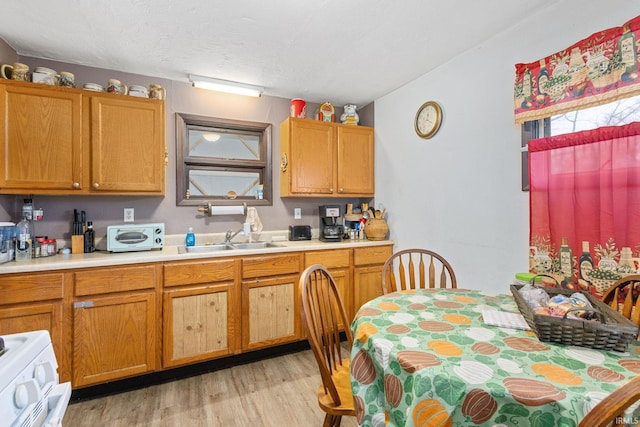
[350,288,640,427]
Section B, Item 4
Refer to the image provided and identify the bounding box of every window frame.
[175,113,273,206]
[521,118,550,191]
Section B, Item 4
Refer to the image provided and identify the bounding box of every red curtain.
[529,122,640,297]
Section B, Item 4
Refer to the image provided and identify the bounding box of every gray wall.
[0,53,374,241]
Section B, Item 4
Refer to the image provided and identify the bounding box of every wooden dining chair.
[299,264,356,427]
[578,375,640,426]
[381,248,457,294]
[601,274,640,331]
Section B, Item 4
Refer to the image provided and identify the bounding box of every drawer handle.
[74,301,95,308]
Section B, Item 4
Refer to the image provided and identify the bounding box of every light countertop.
[0,233,394,274]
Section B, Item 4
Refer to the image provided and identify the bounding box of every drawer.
[354,245,393,266]
[0,273,65,305]
[164,258,236,287]
[305,249,351,269]
[75,264,158,296]
[242,254,301,279]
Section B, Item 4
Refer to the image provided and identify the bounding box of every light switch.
[294,208,302,219]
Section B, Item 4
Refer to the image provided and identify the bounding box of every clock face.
[415,101,442,138]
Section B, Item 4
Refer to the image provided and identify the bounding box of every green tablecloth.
[350,288,640,426]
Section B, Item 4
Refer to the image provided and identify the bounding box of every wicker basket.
[510,284,638,352]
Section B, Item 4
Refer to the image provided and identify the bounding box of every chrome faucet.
[225,228,243,244]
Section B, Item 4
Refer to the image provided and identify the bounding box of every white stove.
[0,330,71,427]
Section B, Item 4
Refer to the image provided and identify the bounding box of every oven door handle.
[43,381,71,427]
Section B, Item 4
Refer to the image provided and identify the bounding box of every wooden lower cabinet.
[162,258,239,368]
[241,254,301,350]
[0,244,393,389]
[352,245,393,315]
[0,272,70,382]
[304,249,352,326]
[72,264,159,387]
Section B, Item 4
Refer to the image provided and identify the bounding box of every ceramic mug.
[58,71,75,88]
[1,62,30,81]
[32,67,58,85]
[107,78,127,94]
[149,83,166,100]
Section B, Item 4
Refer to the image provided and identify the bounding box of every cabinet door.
[242,274,300,350]
[0,302,68,381]
[0,82,82,192]
[89,95,164,194]
[286,118,335,195]
[163,283,237,368]
[337,125,374,196]
[305,249,353,325]
[353,265,385,316]
[73,291,157,387]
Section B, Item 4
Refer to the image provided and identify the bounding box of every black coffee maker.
[319,205,342,242]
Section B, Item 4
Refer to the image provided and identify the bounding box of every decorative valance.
[514,15,640,124]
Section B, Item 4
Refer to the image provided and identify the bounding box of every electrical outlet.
[124,208,134,222]
[294,207,302,219]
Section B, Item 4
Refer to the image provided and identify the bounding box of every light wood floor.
[63,348,358,427]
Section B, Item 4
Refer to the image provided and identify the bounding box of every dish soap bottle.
[185,227,195,247]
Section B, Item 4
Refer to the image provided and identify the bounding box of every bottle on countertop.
[15,213,32,262]
[84,221,95,253]
[579,241,594,281]
[185,227,195,247]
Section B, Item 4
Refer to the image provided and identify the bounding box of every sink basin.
[231,242,284,250]
[178,243,235,254]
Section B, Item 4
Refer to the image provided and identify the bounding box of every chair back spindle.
[382,249,457,294]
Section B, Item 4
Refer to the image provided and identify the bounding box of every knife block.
[72,235,84,254]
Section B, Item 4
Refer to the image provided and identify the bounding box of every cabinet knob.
[92,183,100,189]
[339,188,344,193]
[72,182,80,189]
[330,188,334,192]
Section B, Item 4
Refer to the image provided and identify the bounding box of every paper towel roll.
[209,204,247,216]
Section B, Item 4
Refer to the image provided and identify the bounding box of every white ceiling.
[1,0,554,106]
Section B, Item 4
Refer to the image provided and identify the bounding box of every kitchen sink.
[178,243,235,254]
[231,242,284,249]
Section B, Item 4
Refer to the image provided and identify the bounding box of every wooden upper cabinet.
[0,81,82,191]
[0,79,165,195]
[280,117,374,197]
[88,94,165,194]
[337,125,375,195]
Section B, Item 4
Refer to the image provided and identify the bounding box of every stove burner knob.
[14,379,41,409]
[34,361,56,387]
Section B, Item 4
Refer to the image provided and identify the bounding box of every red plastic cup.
[290,98,307,118]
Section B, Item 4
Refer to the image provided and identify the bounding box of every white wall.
[374,1,638,292]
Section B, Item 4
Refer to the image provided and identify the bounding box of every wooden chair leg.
[322,414,342,427]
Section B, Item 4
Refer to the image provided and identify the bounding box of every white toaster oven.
[106,223,165,252]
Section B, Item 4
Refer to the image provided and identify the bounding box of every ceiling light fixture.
[188,74,264,97]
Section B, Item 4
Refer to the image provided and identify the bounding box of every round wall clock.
[414,101,443,139]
